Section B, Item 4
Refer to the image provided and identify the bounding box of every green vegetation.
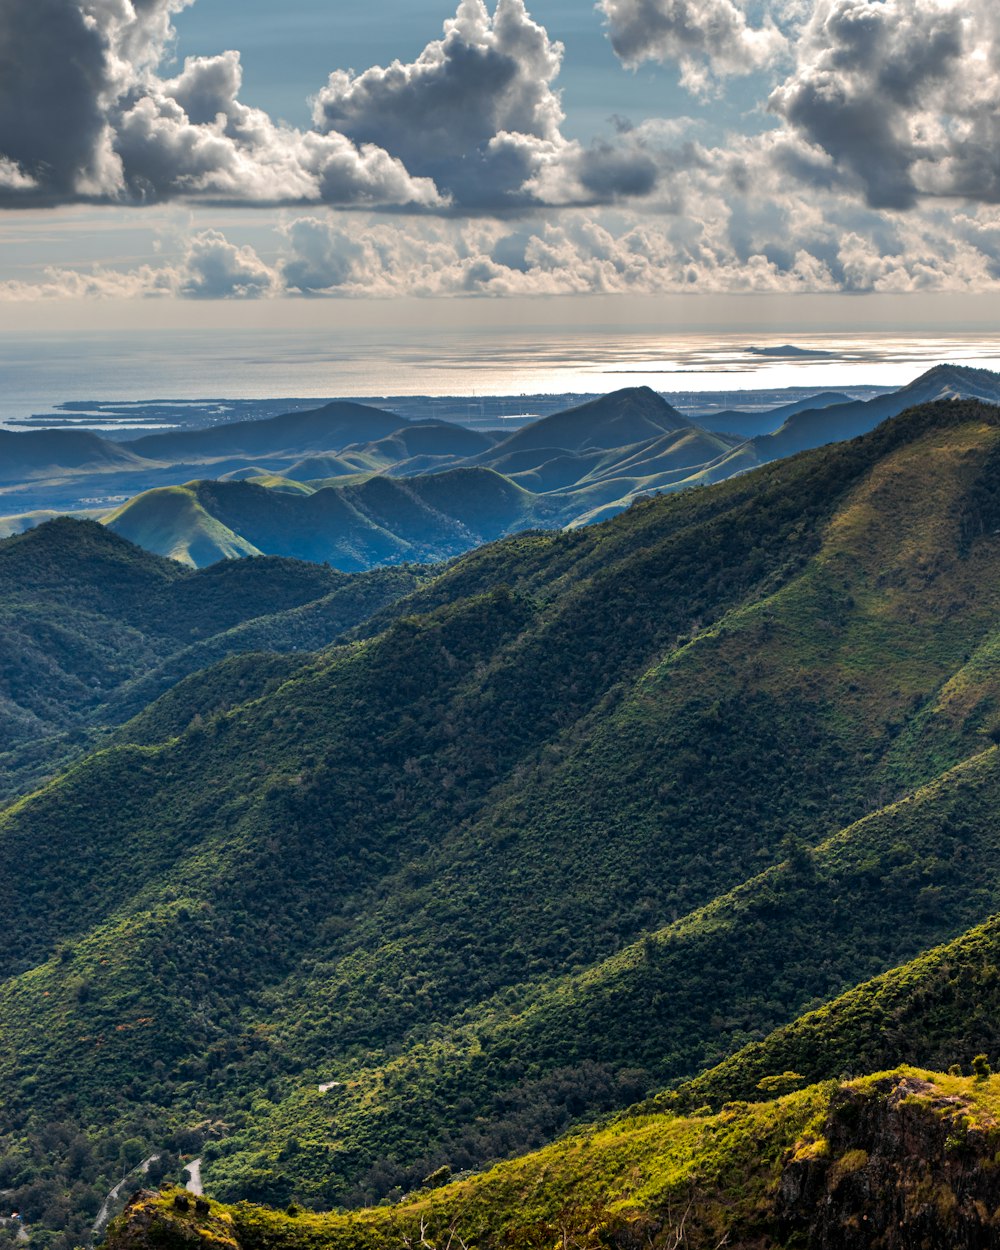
[671,909,1000,1110]
[104,487,263,565]
[107,470,561,570]
[7,397,1000,1242]
[108,1069,1000,1250]
[0,520,425,800]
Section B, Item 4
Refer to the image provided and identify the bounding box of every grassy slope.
[106,485,264,565]
[110,1069,1000,1250]
[105,472,562,570]
[673,909,1000,1110]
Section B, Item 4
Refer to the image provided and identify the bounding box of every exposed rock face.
[778,1076,1000,1249]
[104,1191,240,1250]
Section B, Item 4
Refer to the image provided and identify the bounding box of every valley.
[7,0,1000,1239]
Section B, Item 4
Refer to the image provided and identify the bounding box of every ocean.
[2,327,1000,429]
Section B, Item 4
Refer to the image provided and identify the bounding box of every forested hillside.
[6,398,1000,1244]
[0,520,424,800]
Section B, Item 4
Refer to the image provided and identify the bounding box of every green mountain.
[5,397,1000,1248]
[106,469,557,569]
[104,485,263,565]
[674,910,1000,1112]
[0,519,424,800]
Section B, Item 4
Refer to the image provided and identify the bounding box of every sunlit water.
[2,328,1000,427]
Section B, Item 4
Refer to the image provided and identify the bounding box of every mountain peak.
[490,385,691,457]
[904,362,1000,398]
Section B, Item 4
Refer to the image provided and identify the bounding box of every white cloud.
[0,229,280,300]
[0,0,676,212]
[0,0,446,209]
[177,229,280,297]
[769,0,1000,208]
[313,0,565,206]
[5,0,1000,308]
[600,0,787,94]
[310,0,659,208]
[271,203,1000,297]
[6,198,1000,303]
[0,158,38,192]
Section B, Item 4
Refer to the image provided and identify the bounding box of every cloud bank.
[4,0,1000,300]
[0,0,661,211]
[8,189,1000,303]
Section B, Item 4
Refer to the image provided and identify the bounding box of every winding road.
[184,1160,203,1197]
[92,1155,161,1237]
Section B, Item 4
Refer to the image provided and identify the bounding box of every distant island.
[746,344,837,359]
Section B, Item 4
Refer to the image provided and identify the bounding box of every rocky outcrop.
[778,1075,1000,1248]
[104,1191,240,1250]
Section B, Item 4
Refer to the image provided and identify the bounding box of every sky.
[2,0,1000,332]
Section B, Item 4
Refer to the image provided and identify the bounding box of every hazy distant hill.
[124,399,403,462]
[6,368,1000,573]
[100,389,752,567]
[477,385,691,455]
[282,422,503,482]
[0,428,155,482]
[699,390,856,437]
[755,363,1000,459]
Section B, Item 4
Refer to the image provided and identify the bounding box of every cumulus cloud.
[600,0,787,93]
[0,159,37,192]
[6,0,1000,295]
[8,195,1000,302]
[0,0,116,200]
[599,0,1000,213]
[769,0,1000,208]
[113,61,442,206]
[313,0,565,207]
[177,229,280,297]
[0,0,660,212]
[0,0,446,209]
[270,201,1000,298]
[310,0,659,208]
[0,228,280,299]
